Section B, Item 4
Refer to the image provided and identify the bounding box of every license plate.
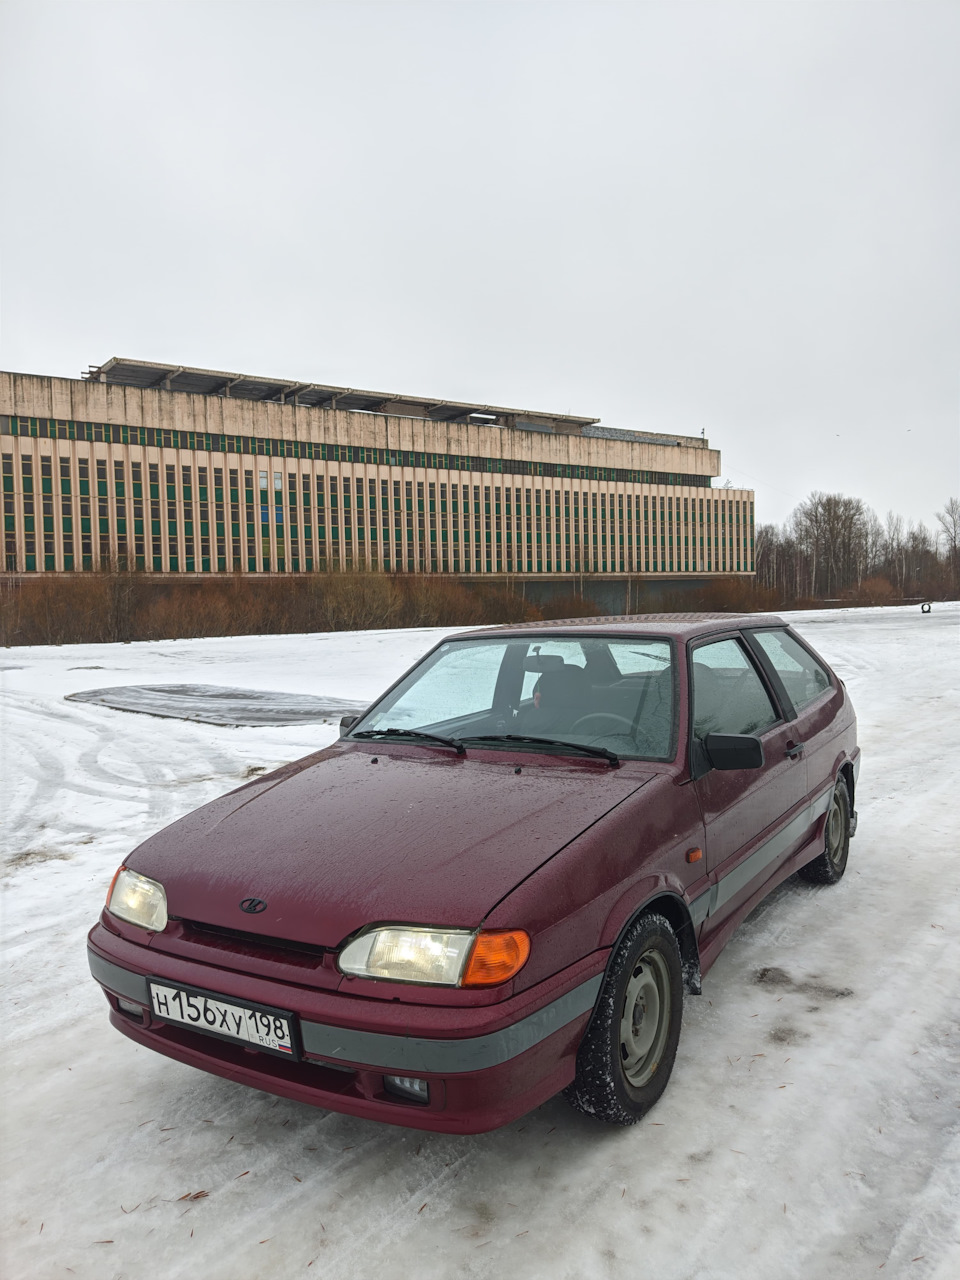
[149,981,299,1060]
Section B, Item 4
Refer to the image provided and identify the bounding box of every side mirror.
[703,733,764,771]
[339,714,360,736]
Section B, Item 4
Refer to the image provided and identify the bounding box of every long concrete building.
[1,359,754,596]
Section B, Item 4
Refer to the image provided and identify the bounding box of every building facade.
[1,360,755,583]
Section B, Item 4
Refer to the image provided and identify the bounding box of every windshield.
[350,635,676,760]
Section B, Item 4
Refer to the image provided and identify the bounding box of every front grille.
[175,918,330,967]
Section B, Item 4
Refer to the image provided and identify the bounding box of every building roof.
[83,357,600,430]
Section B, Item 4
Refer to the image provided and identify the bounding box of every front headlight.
[338,925,530,987]
[106,866,168,932]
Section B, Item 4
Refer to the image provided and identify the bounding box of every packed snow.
[1,606,958,1280]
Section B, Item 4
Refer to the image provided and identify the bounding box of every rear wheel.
[565,913,683,1125]
[798,777,851,885]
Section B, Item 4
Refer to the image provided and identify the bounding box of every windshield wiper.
[463,734,620,767]
[352,728,466,756]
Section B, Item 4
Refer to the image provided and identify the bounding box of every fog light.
[383,1074,430,1104]
[117,998,144,1021]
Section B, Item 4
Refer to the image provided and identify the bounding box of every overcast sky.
[1,0,957,529]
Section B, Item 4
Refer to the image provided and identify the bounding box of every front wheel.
[798,777,851,885]
[565,913,683,1125]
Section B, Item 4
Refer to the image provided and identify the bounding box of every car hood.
[129,744,653,947]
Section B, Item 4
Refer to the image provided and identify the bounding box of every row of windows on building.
[2,450,755,576]
[1,416,712,490]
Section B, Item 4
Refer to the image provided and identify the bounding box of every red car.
[88,614,859,1133]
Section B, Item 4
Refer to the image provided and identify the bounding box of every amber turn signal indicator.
[461,930,531,987]
[686,847,703,864]
[105,864,125,906]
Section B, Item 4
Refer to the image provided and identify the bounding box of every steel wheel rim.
[619,949,671,1088]
[826,790,845,867]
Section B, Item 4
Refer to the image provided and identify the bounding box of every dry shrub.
[469,585,541,625]
[317,573,401,631]
[538,593,601,620]
[657,578,783,614]
[850,576,896,606]
[0,570,539,645]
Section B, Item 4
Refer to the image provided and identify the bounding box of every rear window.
[752,630,832,710]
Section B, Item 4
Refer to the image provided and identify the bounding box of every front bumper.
[87,926,604,1133]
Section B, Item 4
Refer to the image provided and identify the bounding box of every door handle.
[785,741,805,759]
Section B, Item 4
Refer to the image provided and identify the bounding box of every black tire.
[565,913,683,1125]
[797,777,851,885]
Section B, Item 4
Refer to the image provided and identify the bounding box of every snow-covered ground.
[1,606,958,1280]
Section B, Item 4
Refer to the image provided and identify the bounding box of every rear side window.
[752,630,832,711]
[692,638,779,738]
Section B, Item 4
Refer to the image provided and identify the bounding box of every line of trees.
[755,494,959,605]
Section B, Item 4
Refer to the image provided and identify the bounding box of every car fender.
[599,878,702,996]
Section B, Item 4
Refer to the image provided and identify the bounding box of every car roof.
[458,613,787,642]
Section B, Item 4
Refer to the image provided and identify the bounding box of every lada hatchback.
[88,613,859,1133]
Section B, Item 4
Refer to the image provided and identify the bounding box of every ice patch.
[65,683,367,726]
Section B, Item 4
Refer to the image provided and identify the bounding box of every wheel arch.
[839,759,855,810]
[607,892,702,997]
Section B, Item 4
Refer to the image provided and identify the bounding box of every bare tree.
[935,497,960,590]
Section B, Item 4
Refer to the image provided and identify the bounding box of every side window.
[751,630,832,710]
[692,638,779,738]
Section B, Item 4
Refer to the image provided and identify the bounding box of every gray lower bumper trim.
[88,947,602,1076]
[300,975,602,1074]
[88,949,150,1004]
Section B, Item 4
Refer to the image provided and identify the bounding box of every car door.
[689,634,808,944]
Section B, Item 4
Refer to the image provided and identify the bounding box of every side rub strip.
[689,787,834,928]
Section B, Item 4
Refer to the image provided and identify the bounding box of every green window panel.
[99,519,109,535]
[134,519,143,535]
[81,517,91,534]
[115,482,125,497]
[25,555,36,571]
[64,555,74,571]
[3,515,13,531]
[117,519,126,535]
[41,479,52,495]
[169,557,179,570]
[61,480,71,495]
[63,517,73,533]
[97,482,107,497]
[45,555,56,570]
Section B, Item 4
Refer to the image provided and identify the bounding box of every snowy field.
[1,605,958,1280]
